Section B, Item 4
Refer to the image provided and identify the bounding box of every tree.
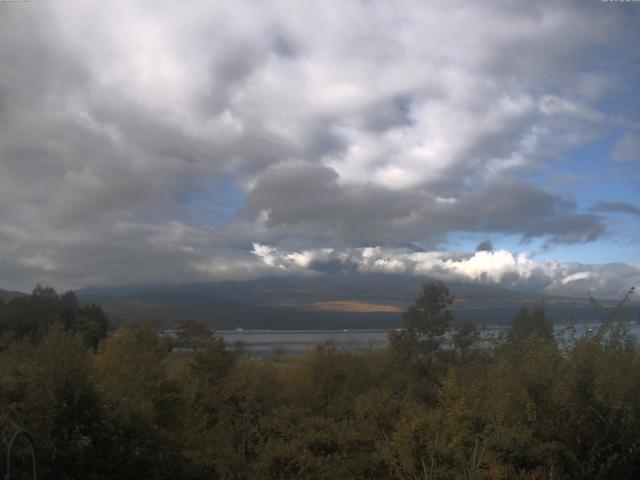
[452,320,481,361]
[188,332,236,389]
[0,286,109,348]
[91,324,187,479]
[391,280,454,356]
[389,280,454,397]
[507,305,553,345]
[0,324,105,479]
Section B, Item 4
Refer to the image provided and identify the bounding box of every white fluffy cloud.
[251,244,640,299]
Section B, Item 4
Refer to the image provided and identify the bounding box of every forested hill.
[0,285,109,348]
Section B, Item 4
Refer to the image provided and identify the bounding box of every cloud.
[590,201,640,217]
[611,133,640,163]
[245,164,604,244]
[250,244,640,299]
[0,1,638,290]
[476,240,494,252]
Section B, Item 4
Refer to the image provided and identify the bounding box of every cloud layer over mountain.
[252,243,640,299]
[0,0,638,296]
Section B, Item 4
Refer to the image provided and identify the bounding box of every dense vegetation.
[0,285,109,349]
[1,282,639,479]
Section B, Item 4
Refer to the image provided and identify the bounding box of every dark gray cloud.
[434,184,604,244]
[244,162,423,243]
[476,240,494,252]
[591,201,640,217]
[0,0,638,293]
[246,163,604,245]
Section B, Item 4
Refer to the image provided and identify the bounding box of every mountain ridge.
[0,288,28,301]
[76,275,639,329]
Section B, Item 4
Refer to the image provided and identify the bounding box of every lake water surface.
[218,321,640,357]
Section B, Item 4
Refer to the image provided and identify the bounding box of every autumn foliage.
[1,282,639,479]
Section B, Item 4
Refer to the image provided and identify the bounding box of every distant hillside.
[0,288,27,301]
[77,275,640,329]
[79,275,558,309]
[78,291,400,330]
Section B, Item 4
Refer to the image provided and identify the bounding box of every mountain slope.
[0,288,27,301]
[77,275,639,329]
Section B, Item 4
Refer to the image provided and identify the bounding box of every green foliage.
[0,324,105,479]
[506,305,553,345]
[452,320,482,362]
[387,280,456,404]
[0,285,109,348]
[90,324,192,479]
[189,335,237,387]
[391,280,454,357]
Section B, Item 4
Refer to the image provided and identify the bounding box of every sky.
[0,0,639,298]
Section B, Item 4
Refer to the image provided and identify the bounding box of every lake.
[217,321,640,357]
[218,329,390,356]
